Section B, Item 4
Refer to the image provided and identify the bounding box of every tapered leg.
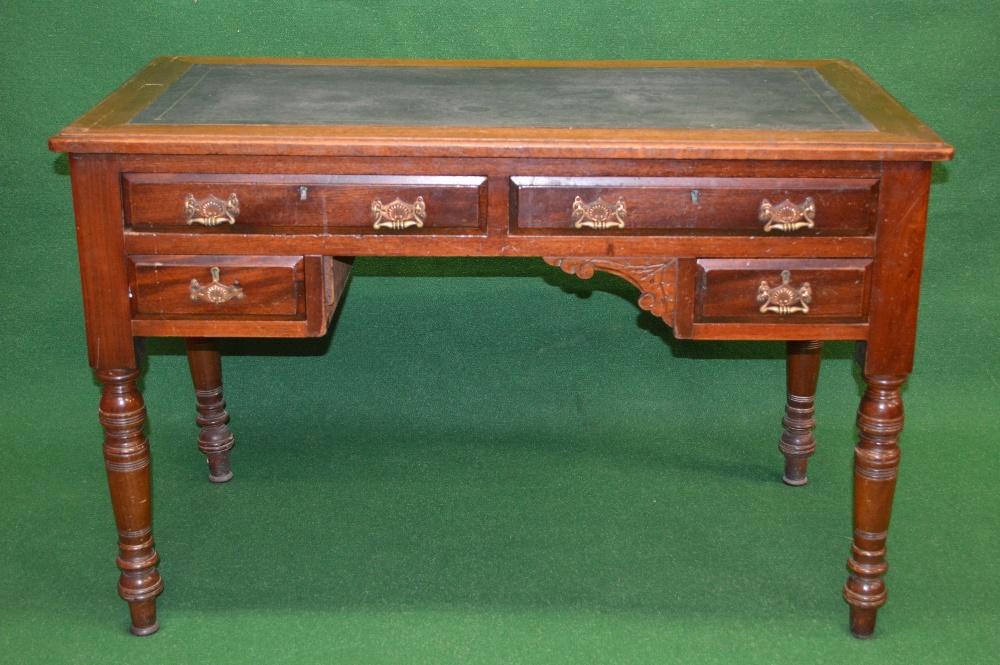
[780,340,823,485]
[843,374,905,638]
[98,368,164,636]
[185,338,236,483]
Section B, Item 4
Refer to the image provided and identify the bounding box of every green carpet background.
[1,1,997,662]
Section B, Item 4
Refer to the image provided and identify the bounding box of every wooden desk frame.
[51,57,953,638]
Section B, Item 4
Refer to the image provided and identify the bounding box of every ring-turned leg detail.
[97,368,164,636]
[185,338,236,483]
[780,340,823,486]
[844,374,905,639]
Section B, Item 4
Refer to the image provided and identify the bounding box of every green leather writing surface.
[131,64,875,131]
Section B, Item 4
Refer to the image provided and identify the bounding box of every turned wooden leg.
[98,368,164,636]
[780,340,823,486]
[843,374,905,638]
[185,338,236,483]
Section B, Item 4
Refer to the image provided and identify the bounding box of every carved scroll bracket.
[544,257,678,325]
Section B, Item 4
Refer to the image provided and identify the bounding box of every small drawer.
[127,255,352,338]
[122,174,487,232]
[129,256,305,317]
[511,177,878,234]
[695,258,872,323]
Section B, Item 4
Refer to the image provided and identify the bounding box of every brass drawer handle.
[372,196,426,230]
[190,267,245,304]
[757,270,812,314]
[185,193,240,226]
[572,196,626,230]
[759,197,815,232]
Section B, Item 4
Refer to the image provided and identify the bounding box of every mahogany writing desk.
[50,57,953,638]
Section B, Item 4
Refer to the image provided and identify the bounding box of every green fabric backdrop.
[1,1,997,663]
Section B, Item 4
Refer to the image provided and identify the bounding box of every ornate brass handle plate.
[185,193,240,226]
[759,197,815,232]
[372,196,426,230]
[190,267,245,304]
[757,270,812,314]
[572,196,627,230]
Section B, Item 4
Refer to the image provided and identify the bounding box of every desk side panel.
[69,153,138,369]
[863,161,932,375]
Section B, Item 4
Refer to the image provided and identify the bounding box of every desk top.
[129,64,874,131]
[50,57,952,161]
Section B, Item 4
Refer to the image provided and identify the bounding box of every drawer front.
[123,174,486,231]
[129,256,304,317]
[511,177,878,233]
[696,258,872,323]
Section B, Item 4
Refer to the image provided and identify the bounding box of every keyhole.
[299,186,308,201]
[691,189,700,204]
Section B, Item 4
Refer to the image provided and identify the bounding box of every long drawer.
[511,176,878,234]
[122,174,487,232]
